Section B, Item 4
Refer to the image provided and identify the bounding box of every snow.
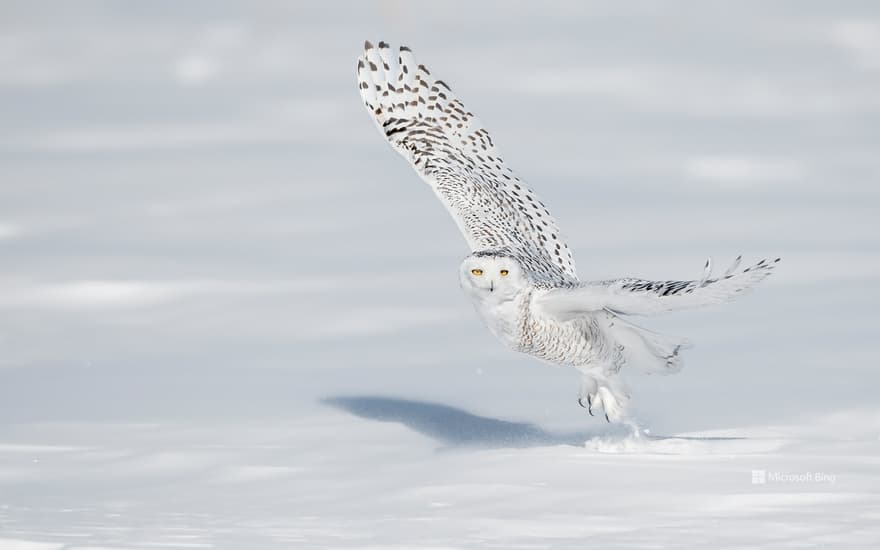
[2,2,879,548]
[2,409,879,547]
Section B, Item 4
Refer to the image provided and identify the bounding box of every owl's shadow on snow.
[322,395,602,448]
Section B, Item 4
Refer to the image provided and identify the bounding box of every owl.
[357,40,778,421]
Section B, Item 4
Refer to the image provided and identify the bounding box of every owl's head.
[459,251,526,299]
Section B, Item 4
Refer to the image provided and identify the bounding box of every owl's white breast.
[467,289,528,348]
[465,285,606,368]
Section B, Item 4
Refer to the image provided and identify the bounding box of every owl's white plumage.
[357,40,779,422]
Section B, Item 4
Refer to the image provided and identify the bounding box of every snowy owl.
[356,40,779,422]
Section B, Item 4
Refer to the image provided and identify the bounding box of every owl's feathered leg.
[578,374,630,423]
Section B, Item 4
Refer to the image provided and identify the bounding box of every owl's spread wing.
[357,40,577,281]
[536,257,780,319]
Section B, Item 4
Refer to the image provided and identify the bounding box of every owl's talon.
[578,384,628,423]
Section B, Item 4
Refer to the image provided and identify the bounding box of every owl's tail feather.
[600,311,691,375]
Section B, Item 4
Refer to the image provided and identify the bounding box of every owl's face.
[459,253,526,300]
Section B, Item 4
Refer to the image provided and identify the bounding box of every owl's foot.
[578,377,629,422]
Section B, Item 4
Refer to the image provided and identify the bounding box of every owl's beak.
[489,280,495,292]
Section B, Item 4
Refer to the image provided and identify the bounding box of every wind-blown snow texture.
[1,1,879,548]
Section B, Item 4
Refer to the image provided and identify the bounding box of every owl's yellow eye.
[471,268,483,276]
[500,269,510,277]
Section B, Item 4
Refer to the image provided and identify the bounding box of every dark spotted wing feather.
[537,257,781,318]
[357,40,577,283]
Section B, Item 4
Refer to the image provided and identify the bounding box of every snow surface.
[1,1,879,548]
